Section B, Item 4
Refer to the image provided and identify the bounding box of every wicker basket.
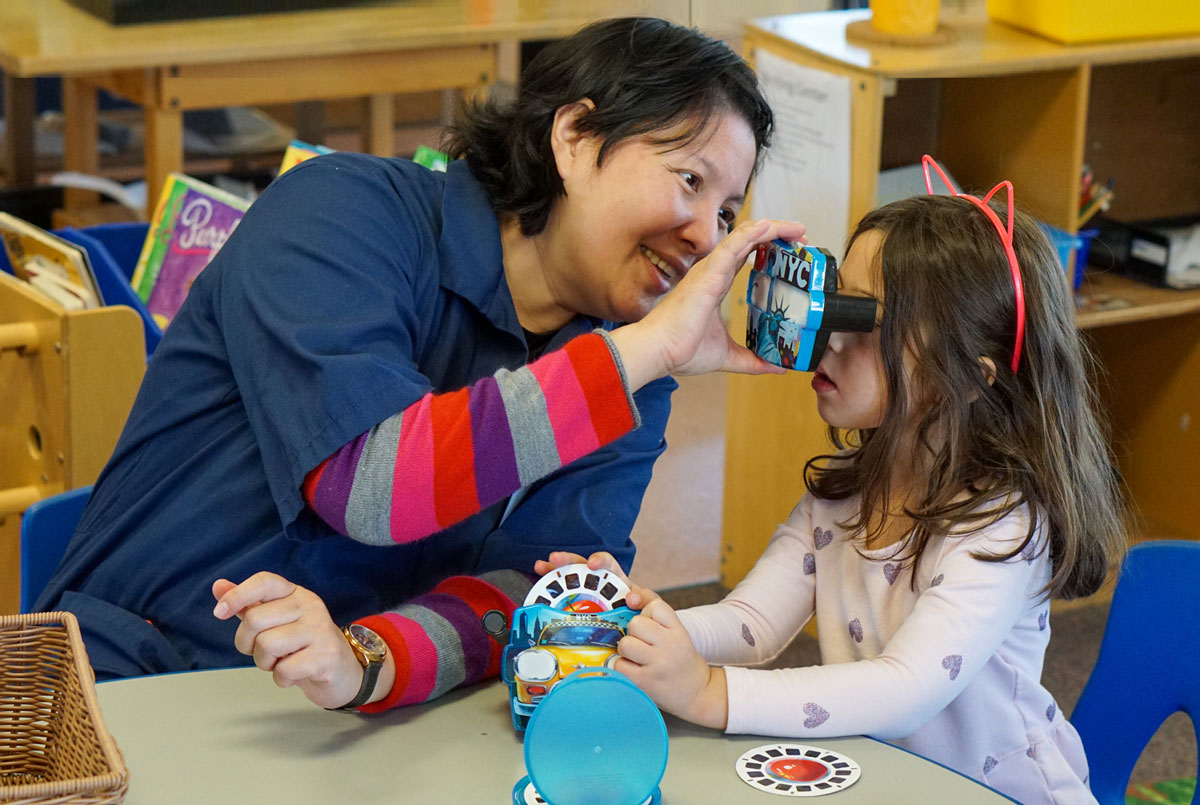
[0,612,128,805]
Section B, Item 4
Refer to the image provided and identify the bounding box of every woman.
[40,17,803,713]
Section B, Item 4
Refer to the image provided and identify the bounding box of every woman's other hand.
[533,549,629,584]
[211,572,390,710]
[609,218,807,387]
[532,551,659,609]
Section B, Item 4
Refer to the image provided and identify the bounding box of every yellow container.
[987,0,1200,43]
[871,0,940,36]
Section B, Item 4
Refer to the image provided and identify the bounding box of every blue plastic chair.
[19,485,92,613]
[1070,540,1200,804]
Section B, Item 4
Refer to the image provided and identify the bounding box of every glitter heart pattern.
[848,618,863,643]
[803,702,830,729]
[813,527,833,549]
[942,654,962,681]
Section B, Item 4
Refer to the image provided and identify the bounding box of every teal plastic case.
[514,669,667,805]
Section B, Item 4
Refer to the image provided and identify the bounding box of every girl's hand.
[624,583,661,612]
[211,572,385,710]
[609,218,807,388]
[615,597,729,729]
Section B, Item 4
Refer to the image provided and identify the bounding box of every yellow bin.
[987,0,1200,43]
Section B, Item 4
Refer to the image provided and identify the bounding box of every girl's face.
[812,230,888,430]
[544,105,757,324]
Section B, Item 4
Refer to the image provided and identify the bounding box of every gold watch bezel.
[343,623,387,666]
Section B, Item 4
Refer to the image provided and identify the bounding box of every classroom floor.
[635,375,1197,790]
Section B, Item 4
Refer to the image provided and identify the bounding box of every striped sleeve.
[303,330,638,545]
[355,569,533,713]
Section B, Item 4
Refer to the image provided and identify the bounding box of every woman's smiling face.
[544,105,758,324]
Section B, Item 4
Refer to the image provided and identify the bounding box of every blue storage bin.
[55,223,161,357]
[1039,222,1085,290]
[1076,228,1099,276]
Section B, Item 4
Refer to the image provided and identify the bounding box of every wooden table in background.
[0,0,686,213]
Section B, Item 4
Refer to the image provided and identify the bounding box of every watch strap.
[330,657,382,712]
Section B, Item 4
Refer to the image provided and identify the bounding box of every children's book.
[413,145,448,172]
[278,139,335,176]
[24,261,94,311]
[131,173,251,328]
[0,211,102,309]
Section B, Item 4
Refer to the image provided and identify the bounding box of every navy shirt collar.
[437,160,523,341]
[436,159,600,347]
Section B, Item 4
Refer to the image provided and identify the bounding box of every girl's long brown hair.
[805,195,1127,599]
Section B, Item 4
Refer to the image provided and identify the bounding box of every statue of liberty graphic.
[755,296,789,366]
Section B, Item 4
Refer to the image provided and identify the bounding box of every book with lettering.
[131,173,251,327]
[0,211,103,309]
[279,139,335,176]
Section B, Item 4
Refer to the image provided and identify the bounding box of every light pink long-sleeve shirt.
[677,493,1094,805]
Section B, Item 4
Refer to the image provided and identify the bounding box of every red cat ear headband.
[922,155,1026,374]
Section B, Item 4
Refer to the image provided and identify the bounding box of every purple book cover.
[146,187,245,323]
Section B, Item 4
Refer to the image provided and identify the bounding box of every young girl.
[543,175,1127,804]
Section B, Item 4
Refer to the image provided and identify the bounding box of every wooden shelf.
[750,9,1200,79]
[1076,271,1200,330]
[0,272,145,611]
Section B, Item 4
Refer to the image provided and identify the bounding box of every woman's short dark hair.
[443,16,773,236]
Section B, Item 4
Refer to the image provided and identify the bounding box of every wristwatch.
[327,622,387,712]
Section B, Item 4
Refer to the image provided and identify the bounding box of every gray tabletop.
[95,667,1010,803]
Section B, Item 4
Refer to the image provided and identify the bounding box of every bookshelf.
[722,9,1200,585]
[0,272,145,612]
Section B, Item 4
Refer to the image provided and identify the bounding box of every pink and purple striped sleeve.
[355,569,534,712]
[301,330,638,546]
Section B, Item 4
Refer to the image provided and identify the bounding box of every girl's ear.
[978,356,997,387]
[967,356,997,403]
[550,98,598,180]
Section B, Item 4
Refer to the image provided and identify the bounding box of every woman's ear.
[550,98,598,181]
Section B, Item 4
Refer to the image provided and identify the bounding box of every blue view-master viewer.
[746,239,877,371]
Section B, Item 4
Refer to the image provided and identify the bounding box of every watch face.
[347,623,386,658]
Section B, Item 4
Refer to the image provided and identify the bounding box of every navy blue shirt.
[38,155,675,678]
